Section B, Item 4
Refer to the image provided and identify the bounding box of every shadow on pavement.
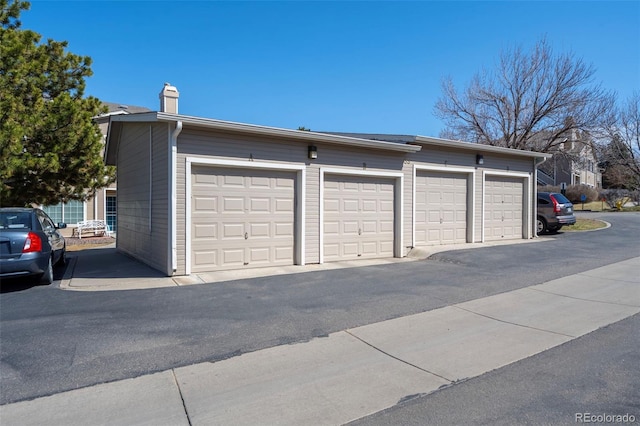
[69,247,166,279]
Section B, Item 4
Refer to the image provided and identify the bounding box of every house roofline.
[104,112,422,165]
[413,135,552,159]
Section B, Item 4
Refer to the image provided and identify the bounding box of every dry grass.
[564,218,608,232]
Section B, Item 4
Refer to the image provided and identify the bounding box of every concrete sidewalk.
[2,257,638,426]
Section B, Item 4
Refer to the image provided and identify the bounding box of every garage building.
[104,85,549,276]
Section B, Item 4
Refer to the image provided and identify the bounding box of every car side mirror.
[57,223,67,229]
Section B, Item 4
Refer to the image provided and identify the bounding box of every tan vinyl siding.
[175,128,405,273]
[405,147,534,246]
[116,122,169,273]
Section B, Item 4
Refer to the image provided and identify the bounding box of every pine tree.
[0,0,115,206]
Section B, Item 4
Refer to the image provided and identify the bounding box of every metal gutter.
[414,135,552,159]
[108,112,421,153]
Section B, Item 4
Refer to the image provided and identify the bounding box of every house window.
[42,200,84,225]
[106,195,117,232]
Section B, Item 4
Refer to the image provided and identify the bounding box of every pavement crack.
[528,286,640,308]
[344,330,452,383]
[171,369,192,426]
[451,305,576,338]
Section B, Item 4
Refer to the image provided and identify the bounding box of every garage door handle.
[358,228,362,235]
[244,232,248,240]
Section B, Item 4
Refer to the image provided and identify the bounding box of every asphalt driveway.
[0,212,638,406]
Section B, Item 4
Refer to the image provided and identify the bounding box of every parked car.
[537,192,576,234]
[0,208,67,285]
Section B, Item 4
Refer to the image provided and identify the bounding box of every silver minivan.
[537,192,576,234]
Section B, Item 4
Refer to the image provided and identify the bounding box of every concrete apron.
[3,257,639,426]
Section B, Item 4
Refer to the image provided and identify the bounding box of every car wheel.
[40,257,54,285]
[536,217,547,235]
[56,246,66,267]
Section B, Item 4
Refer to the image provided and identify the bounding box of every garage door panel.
[250,198,270,211]
[428,211,441,223]
[194,196,217,211]
[223,249,244,264]
[416,171,468,246]
[380,199,394,212]
[223,175,244,186]
[484,176,524,241]
[324,244,339,258]
[191,166,296,272]
[362,199,377,212]
[275,198,293,212]
[323,175,395,262]
[223,197,244,212]
[249,222,269,237]
[194,224,217,238]
[324,221,339,235]
[223,223,244,238]
[194,250,218,268]
[343,221,359,234]
[361,241,379,256]
[362,220,378,233]
[343,199,359,212]
[343,242,359,257]
[379,220,394,233]
[275,222,293,237]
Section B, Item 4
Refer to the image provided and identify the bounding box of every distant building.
[537,130,602,188]
[42,102,151,236]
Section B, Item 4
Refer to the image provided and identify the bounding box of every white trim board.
[185,157,306,276]
[412,164,477,247]
[319,167,404,264]
[482,170,533,242]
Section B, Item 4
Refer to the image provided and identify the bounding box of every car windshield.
[0,212,32,230]
[552,193,571,204]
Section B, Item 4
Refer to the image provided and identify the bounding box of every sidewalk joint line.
[171,369,192,426]
[527,286,640,308]
[576,272,639,285]
[344,330,453,383]
[451,305,576,338]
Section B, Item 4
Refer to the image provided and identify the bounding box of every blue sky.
[23,1,640,136]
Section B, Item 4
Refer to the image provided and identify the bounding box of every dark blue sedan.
[0,208,67,285]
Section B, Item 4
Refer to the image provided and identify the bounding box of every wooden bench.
[72,220,112,239]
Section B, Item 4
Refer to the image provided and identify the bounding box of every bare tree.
[434,38,615,153]
[600,92,640,189]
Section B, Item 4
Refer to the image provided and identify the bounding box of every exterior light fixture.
[476,154,484,165]
[308,145,318,160]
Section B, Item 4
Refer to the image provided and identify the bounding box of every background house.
[42,102,151,236]
[537,130,602,188]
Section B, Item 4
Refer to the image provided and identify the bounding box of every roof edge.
[414,135,552,159]
[108,112,421,153]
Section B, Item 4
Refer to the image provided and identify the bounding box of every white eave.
[105,112,421,165]
[414,135,552,159]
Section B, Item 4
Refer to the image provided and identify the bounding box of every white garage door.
[485,176,524,241]
[191,166,296,272]
[323,175,395,262]
[415,171,468,245]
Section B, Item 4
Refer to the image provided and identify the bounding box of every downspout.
[534,156,548,237]
[169,121,183,274]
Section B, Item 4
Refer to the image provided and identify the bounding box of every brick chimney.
[159,83,179,114]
